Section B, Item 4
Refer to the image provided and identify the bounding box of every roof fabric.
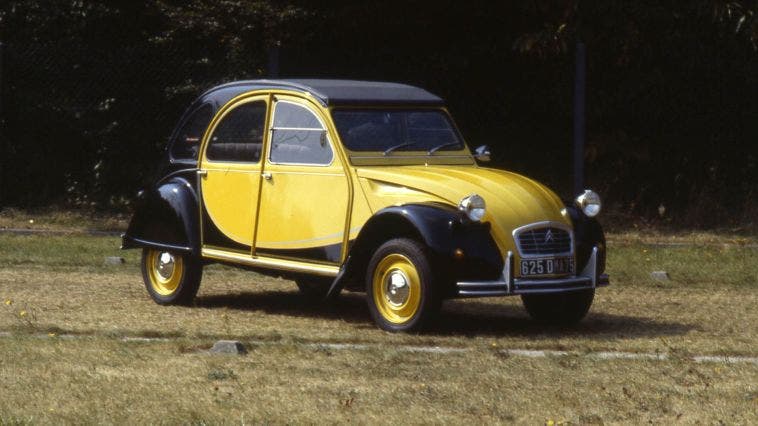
[202,79,444,107]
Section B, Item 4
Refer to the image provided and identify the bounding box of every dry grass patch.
[0,232,756,422]
[1,336,756,424]
[1,267,756,354]
[0,236,755,354]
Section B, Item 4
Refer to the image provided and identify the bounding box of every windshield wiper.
[427,141,462,155]
[383,141,418,156]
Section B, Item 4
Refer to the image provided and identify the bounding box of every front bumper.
[456,246,609,297]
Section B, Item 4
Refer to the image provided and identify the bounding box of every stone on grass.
[104,256,125,265]
[651,271,670,281]
[210,340,247,355]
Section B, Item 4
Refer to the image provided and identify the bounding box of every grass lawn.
[0,227,756,423]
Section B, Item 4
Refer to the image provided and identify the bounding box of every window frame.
[267,100,335,167]
[203,99,268,165]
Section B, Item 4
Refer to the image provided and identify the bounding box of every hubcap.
[156,252,175,280]
[145,249,183,296]
[385,270,410,306]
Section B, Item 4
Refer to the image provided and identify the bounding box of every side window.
[206,101,266,163]
[269,101,332,165]
[171,104,213,160]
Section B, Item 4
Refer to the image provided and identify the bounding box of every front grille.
[516,226,572,256]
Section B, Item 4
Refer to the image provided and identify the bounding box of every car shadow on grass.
[194,291,695,339]
[433,299,696,339]
[194,291,373,325]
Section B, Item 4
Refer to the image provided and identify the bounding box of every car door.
[198,96,269,254]
[255,96,351,264]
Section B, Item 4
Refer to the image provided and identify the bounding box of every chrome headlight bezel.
[459,194,486,222]
[575,189,602,217]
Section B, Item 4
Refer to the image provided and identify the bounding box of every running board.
[202,248,340,277]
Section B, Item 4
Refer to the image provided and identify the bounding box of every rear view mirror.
[474,145,491,162]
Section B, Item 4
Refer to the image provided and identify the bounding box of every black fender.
[565,205,606,274]
[327,203,503,298]
[121,175,200,256]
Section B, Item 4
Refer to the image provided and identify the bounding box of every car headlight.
[459,194,486,221]
[575,189,602,217]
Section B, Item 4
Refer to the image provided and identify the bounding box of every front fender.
[373,204,502,275]
[121,176,200,256]
[565,205,606,274]
[334,203,504,296]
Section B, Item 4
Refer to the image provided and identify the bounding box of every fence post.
[572,41,586,197]
[267,41,280,78]
[0,41,5,206]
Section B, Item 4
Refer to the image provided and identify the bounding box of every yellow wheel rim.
[146,250,184,296]
[372,254,422,324]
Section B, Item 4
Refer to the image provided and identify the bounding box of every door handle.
[197,170,208,177]
[262,172,272,180]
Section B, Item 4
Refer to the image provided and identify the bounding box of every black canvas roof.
[199,79,445,107]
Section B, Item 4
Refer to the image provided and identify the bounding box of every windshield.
[331,109,464,153]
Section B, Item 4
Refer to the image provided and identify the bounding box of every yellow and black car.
[122,79,609,332]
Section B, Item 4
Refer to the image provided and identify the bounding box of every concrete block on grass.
[104,256,125,265]
[651,271,670,281]
[210,340,247,355]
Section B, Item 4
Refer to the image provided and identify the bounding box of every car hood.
[356,165,571,253]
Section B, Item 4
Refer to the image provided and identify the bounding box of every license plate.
[520,257,574,277]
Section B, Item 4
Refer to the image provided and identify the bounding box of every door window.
[206,101,266,163]
[269,101,333,165]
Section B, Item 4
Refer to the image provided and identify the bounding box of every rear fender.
[121,177,200,256]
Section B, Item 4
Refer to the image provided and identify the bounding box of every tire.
[295,277,333,299]
[521,289,595,325]
[366,238,440,332]
[141,248,202,305]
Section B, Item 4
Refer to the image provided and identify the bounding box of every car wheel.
[141,248,202,305]
[366,238,440,332]
[295,277,333,299]
[521,289,594,324]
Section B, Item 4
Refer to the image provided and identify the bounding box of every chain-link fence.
[0,23,755,228]
[0,37,579,209]
[0,39,269,208]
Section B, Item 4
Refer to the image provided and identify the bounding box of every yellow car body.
[123,79,608,331]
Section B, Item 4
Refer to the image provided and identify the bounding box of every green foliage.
[0,1,310,208]
[496,1,758,227]
[713,0,758,50]
[207,368,238,381]
[0,1,755,228]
